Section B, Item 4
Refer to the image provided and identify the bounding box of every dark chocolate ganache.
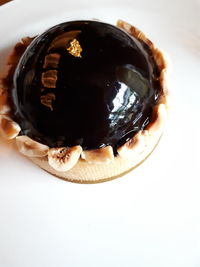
[11,20,161,153]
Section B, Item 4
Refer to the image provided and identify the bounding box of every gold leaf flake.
[67,39,82,58]
[40,93,56,111]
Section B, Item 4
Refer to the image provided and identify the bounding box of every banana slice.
[146,104,167,134]
[0,115,21,139]
[118,104,167,159]
[16,135,49,157]
[0,89,10,115]
[81,146,114,164]
[117,130,149,159]
[48,146,82,172]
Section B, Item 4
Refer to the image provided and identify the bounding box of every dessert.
[0,20,169,183]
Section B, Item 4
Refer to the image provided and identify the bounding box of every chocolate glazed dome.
[11,20,161,154]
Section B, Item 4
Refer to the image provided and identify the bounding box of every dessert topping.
[43,53,61,69]
[67,39,82,57]
[40,93,56,111]
[48,146,82,172]
[16,135,49,157]
[41,70,58,88]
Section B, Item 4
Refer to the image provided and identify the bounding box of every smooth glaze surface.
[11,20,161,151]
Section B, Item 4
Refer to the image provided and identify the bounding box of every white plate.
[0,0,200,266]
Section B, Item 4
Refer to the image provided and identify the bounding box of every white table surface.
[0,0,200,266]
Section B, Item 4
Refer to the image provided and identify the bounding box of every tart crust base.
[30,129,162,183]
[0,20,169,183]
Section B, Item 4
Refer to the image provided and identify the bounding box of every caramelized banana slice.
[81,146,114,164]
[0,115,21,139]
[16,136,49,157]
[146,104,167,134]
[117,130,149,158]
[118,104,167,158]
[48,146,82,172]
[0,89,10,114]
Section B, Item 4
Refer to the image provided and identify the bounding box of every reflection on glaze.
[11,20,161,153]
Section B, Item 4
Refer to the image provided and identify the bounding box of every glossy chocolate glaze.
[11,21,161,152]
